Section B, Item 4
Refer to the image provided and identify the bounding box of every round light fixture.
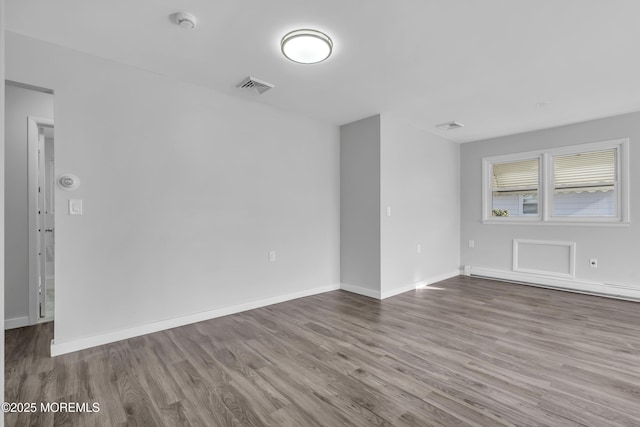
[281,29,333,64]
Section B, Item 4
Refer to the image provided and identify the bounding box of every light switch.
[69,199,83,215]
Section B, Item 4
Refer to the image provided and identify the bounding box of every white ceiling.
[6,0,640,143]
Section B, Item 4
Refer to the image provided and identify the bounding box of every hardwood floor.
[5,276,640,426]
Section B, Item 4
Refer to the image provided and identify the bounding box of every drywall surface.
[380,115,460,294]
[6,33,339,347]
[4,84,53,324]
[461,112,640,287]
[340,115,381,293]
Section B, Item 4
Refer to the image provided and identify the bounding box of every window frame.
[482,138,630,226]
[482,152,543,223]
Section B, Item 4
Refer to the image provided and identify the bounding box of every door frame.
[27,116,54,324]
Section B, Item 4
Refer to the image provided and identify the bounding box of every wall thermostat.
[57,174,81,191]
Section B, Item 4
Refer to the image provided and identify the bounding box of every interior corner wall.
[6,32,340,350]
[4,84,53,326]
[460,111,640,288]
[340,115,381,294]
[380,115,461,295]
[340,114,461,299]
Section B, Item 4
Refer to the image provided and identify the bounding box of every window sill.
[482,219,631,227]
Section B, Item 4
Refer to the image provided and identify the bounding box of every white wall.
[380,115,460,295]
[4,84,53,327]
[340,114,461,299]
[461,112,640,289]
[6,33,340,351]
[340,115,381,294]
[1,0,7,417]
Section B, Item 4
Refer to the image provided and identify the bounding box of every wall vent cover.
[436,121,464,130]
[236,76,274,95]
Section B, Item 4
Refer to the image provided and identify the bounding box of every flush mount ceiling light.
[281,29,333,64]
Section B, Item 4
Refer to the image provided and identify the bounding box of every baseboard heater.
[469,272,640,303]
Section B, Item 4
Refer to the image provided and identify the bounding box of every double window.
[482,138,629,225]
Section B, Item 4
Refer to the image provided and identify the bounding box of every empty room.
[2,1,640,426]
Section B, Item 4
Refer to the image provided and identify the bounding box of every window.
[482,139,629,225]
[552,150,615,217]
[491,158,539,217]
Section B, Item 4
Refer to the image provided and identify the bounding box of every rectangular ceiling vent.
[236,76,274,95]
[436,121,464,130]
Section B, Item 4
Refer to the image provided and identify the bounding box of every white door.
[37,127,45,317]
[37,126,55,320]
[43,129,55,319]
[28,117,55,323]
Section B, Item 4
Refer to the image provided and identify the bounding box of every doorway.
[5,81,55,329]
[28,116,55,323]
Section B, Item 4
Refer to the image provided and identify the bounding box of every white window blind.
[553,149,615,193]
[492,158,539,193]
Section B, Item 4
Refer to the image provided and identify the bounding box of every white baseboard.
[425,270,463,286]
[470,267,640,301]
[382,270,461,299]
[340,283,381,299]
[50,283,340,357]
[341,271,461,300]
[381,283,417,299]
[5,316,30,330]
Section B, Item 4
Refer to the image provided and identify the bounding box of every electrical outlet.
[469,240,475,248]
[589,258,598,268]
[269,251,276,262]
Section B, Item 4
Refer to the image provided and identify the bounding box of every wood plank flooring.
[5,276,640,426]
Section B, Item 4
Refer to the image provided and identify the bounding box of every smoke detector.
[57,174,81,191]
[436,121,464,130]
[236,76,275,95]
[171,12,197,30]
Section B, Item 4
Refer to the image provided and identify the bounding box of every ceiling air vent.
[236,76,274,95]
[436,121,464,130]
